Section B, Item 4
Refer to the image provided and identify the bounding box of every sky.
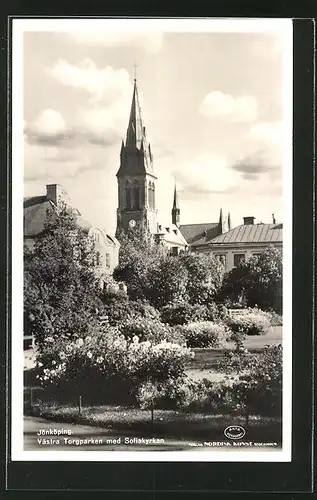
[21,20,292,235]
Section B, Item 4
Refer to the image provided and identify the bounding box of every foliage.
[267,311,283,326]
[160,301,209,325]
[219,246,283,313]
[134,376,215,410]
[179,321,231,348]
[218,344,283,417]
[146,255,189,308]
[140,343,283,416]
[35,327,194,400]
[118,317,185,345]
[114,232,225,309]
[101,291,161,326]
[113,227,162,301]
[224,308,271,336]
[179,252,225,305]
[24,208,102,347]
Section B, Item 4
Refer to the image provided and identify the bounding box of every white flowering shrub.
[35,328,194,403]
[180,321,231,348]
[225,308,271,336]
[118,317,185,345]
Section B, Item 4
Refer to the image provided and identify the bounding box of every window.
[216,254,226,267]
[132,180,140,209]
[95,251,101,266]
[171,246,179,256]
[125,187,131,209]
[234,253,245,267]
[105,253,110,268]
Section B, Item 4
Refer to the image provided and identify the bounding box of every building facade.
[194,216,283,272]
[24,183,120,283]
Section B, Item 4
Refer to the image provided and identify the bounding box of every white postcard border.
[11,17,293,462]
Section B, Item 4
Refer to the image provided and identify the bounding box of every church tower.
[171,184,180,227]
[116,78,158,238]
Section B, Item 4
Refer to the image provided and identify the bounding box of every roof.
[24,197,55,237]
[209,223,283,245]
[24,195,92,238]
[179,222,220,246]
[157,224,188,247]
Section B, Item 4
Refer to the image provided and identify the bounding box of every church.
[115,77,283,271]
[115,77,228,254]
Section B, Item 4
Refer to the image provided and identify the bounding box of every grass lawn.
[27,403,282,446]
[185,326,282,382]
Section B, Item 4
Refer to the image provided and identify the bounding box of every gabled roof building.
[24,184,120,282]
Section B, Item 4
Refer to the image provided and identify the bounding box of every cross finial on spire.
[133,62,139,82]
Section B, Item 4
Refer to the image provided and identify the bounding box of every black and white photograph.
[11,18,293,461]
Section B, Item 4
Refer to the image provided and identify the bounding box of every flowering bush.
[118,317,185,345]
[217,344,283,417]
[35,328,193,402]
[267,310,283,326]
[135,376,235,413]
[224,308,271,336]
[180,321,231,348]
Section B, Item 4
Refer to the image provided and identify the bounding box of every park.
[23,208,283,451]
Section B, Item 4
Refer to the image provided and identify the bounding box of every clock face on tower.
[129,219,136,228]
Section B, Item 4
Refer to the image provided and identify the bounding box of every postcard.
[11,17,293,462]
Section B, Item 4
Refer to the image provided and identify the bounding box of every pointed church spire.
[219,208,223,226]
[173,183,180,210]
[228,212,231,231]
[116,73,156,178]
[172,183,180,227]
[126,79,138,148]
[218,208,224,234]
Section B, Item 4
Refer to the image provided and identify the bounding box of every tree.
[146,254,189,308]
[179,252,225,305]
[219,246,283,313]
[24,207,102,347]
[113,226,162,301]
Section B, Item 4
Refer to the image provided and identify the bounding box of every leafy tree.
[179,252,224,305]
[24,207,102,347]
[219,246,283,313]
[146,255,189,308]
[113,226,162,301]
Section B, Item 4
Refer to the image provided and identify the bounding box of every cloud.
[48,59,132,103]
[172,152,240,199]
[231,151,280,179]
[229,121,284,182]
[66,31,164,54]
[249,121,283,147]
[200,91,258,122]
[25,60,134,148]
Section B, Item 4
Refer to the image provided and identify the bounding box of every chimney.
[46,184,71,209]
[243,216,255,225]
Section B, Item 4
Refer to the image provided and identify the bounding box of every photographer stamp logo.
[224,425,246,440]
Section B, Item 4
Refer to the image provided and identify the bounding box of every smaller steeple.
[171,183,180,227]
[218,208,226,234]
[228,212,231,231]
